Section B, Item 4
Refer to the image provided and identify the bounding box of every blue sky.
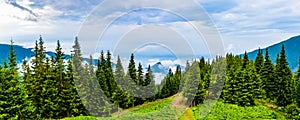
[0,0,300,58]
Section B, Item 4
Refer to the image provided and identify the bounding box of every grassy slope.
[191,101,285,120]
[63,96,286,120]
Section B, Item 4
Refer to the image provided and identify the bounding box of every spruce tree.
[28,36,46,118]
[275,44,294,106]
[255,48,264,74]
[242,52,249,69]
[296,58,300,107]
[128,53,137,84]
[105,51,117,98]
[97,51,109,97]
[261,49,276,100]
[137,62,144,86]
[144,65,155,101]
[71,37,89,116]
[183,61,200,106]
[113,56,132,108]
[0,40,35,119]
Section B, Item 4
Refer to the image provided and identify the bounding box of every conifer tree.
[261,49,276,100]
[296,58,300,107]
[183,61,200,106]
[27,36,46,117]
[0,40,35,119]
[275,45,294,106]
[255,48,264,74]
[128,53,137,84]
[97,51,109,97]
[242,52,249,69]
[137,62,144,86]
[71,37,89,116]
[113,56,132,108]
[105,51,117,98]
[144,65,155,101]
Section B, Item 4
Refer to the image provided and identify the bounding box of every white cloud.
[206,0,300,53]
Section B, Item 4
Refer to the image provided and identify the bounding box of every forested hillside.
[0,36,300,119]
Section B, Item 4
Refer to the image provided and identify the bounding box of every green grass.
[63,96,180,120]
[63,97,286,120]
[131,98,172,113]
[192,101,285,120]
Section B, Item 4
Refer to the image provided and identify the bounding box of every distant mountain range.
[1,35,299,73]
[0,44,101,66]
[247,35,300,72]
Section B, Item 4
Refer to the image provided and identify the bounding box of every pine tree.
[115,56,125,87]
[0,40,35,119]
[238,52,255,106]
[255,48,264,74]
[261,49,276,100]
[27,36,46,118]
[144,65,155,101]
[65,59,87,116]
[296,58,300,107]
[128,53,137,84]
[106,51,117,99]
[183,61,200,106]
[113,56,132,108]
[97,51,109,97]
[137,62,144,86]
[71,37,89,116]
[275,44,294,106]
[242,52,249,69]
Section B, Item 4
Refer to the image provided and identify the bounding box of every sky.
[0,0,300,59]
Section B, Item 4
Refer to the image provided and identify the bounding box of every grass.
[191,101,286,120]
[63,96,286,120]
[63,96,180,120]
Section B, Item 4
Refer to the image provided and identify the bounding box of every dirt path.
[170,93,189,118]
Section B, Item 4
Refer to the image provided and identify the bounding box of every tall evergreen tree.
[97,51,109,97]
[0,40,35,119]
[183,61,200,106]
[27,36,46,117]
[242,51,249,69]
[128,53,137,84]
[275,44,294,106]
[261,49,276,100]
[255,48,264,74]
[137,62,144,86]
[296,58,300,107]
[71,37,89,116]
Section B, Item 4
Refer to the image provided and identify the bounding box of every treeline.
[0,36,183,119]
[181,45,300,118]
[1,36,300,119]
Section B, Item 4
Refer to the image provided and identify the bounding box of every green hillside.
[63,96,285,120]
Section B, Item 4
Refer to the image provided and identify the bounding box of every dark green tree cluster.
[221,45,297,108]
[2,35,300,119]
[0,40,34,119]
[22,37,88,119]
[182,57,212,106]
[159,66,181,99]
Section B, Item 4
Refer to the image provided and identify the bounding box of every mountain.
[150,62,169,74]
[247,35,300,71]
[0,44,34,64]
[0,44,105,66]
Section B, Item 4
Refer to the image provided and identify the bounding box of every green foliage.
[193,101,285,120]
[285,104,300,119]
[1,37,299,119]
[275,45,294,106]
[261,49,276,101]
[0,40,35,119]
[131,98,172,113]
[255,48,264,74]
